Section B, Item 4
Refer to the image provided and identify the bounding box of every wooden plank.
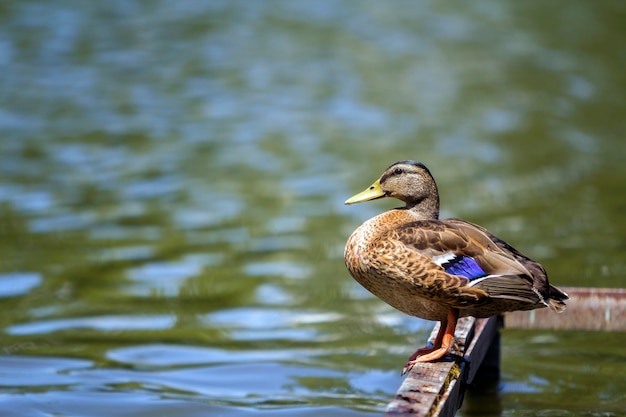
[505,287,626,331]
[385,315,501,417]
[385,359,459,416]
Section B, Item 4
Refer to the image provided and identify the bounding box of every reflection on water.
[0,272,42,297]
[1,1,626,416]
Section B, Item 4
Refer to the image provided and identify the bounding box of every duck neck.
[406,194,440,220]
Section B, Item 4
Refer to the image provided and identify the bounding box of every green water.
[1,1,625,416]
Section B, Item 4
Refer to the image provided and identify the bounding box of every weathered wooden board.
[385,315,500,417]
[505,287,626,331]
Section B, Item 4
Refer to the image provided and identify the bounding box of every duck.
[344,160,568,374]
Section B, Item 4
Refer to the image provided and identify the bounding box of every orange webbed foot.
[401,309,459,375]
[401,333,455,374]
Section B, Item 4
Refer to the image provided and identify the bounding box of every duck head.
[345,160,440,218]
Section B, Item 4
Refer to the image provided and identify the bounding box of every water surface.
[1,1,625,416]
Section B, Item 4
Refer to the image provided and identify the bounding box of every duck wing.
[446,218,568,311]
[385,219,556,311]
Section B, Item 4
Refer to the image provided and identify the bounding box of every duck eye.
[394,168,403,175]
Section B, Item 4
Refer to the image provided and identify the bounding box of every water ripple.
[0,272,41,298]
[7,315,176,335]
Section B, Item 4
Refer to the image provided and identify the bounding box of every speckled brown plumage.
[344,160,568,371]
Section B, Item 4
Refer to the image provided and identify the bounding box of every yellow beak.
[345,179,386,205]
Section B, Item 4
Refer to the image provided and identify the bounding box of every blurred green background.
[1,1,625,416]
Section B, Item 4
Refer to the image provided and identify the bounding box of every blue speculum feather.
[442,256,488,280]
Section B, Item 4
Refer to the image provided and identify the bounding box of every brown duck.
[344,160,568,373]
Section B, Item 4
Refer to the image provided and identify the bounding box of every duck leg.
[402,308,459,374]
